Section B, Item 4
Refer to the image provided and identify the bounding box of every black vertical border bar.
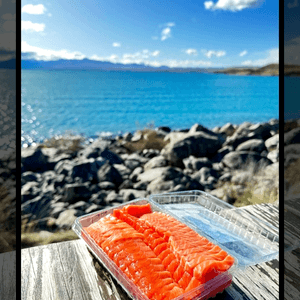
[16,0,21,296]
[279,0,284,299]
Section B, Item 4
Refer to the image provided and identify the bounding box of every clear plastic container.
[73,198,238,300]
[149,190,279,269]
[73,191,279,299]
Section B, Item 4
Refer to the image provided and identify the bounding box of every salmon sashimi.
[140,211,234,284]
[84,205,235,300]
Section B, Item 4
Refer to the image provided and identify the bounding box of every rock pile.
[21,119,279,231]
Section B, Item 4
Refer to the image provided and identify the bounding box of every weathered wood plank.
[22,240,113,300]
[284,247,300,300]
[0,250,16,300]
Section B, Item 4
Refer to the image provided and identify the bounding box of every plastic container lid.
[149,190,279,270]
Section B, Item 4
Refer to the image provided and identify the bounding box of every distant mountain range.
[213,64,279,76]
[0,58,16,69]
[20,58,224,73]
[0,57,290,76]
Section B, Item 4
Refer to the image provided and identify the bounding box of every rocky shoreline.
[21,119,280,235]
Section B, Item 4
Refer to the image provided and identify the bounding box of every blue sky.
[21,0,279,68]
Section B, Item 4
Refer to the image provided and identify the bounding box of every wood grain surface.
[0,250,16,300]
[20,204,285,300]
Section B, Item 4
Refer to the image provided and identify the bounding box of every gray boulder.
[113,164,132,179]
[267,150,279,163]
[118,179,134,190]
[56,209,81,229]
[105,191,124,204]
[142,149,160,158]
[137,166,184,183]
[127,153,149,164]
[183,156,212,171]
[131,131,143,142]
[147,178,176,194]
[70,158,106,182]
[54,160,74,176]
[85,204,102,214]
[53,174,66,189]
[236,139,266,153]
[162,132,223,166]
[144,155,168,170]
[219,173,232,182]
[100,149,123,165]
[97,163,123,187]
[219,123,235,136]
[191,167,219,183]
[69,200,89,211]
[265,134,279,151]
[123,132,133,141]
[21,181,40,203]
[129,166,144,182]
[98,181,116,190]
[124,159,141,170]
[285,127,300,145]
[62,183,92,204]
[212,146,233,162]
[222,151,272,170]
[21,171,41,184]
[133,181,148,190]
[119,189,147,201]
[21,147,48,172]
[78,139,110,158]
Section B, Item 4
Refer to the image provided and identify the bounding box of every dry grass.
[285,157,300,198]
[123,129,168,153]
[216,160,278,207]
[41,132,85,152]
[284,120,300,133]
[21,230,78,249]
[0,185,16,253]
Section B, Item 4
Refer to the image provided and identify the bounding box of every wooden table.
[18,203,284,300]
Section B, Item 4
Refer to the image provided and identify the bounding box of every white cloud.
[161,23,175,41]
[166,22,175,27]
[204,0,260,12]
[22,41,86,60]
[161,27,171,41]
[185,49,197,55]
[112,42,121,47]
[22,4,46,14]
[163,60,212,68]
[239,50,248,57]
[22,20,45,32]
[151,50,160,57]
[123,51,150,60]
[204,1,215,9]
[241,48,278,66]
[204,50,226,58]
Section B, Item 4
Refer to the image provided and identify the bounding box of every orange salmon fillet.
[84,205,234,300]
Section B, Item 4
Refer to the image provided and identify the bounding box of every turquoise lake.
[21,70,279,145]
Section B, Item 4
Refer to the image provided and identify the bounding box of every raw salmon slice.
[121,203,152,217]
